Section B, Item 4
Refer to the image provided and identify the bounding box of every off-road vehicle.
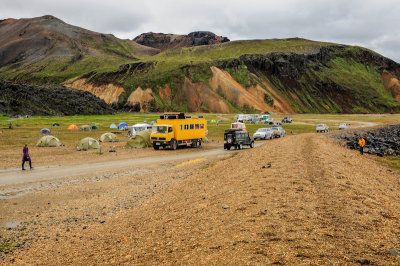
[224,129,254,150]
[316,124,329,133]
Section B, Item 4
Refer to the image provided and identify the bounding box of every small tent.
[110,123,117,129]
[80,125,92,131]
[210,120,216,124]
[76,137,100,151]
[52,123,60,127]
[91,125,98,130]
[40,128,51,135]
[99,132,119,142]
[126,130,151,148]
[127,123,152,137]
[118,122,128,130]
[68,124,78,130]
[36,135,62,147]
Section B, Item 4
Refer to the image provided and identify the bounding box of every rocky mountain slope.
[72,41,400,114]
[133,31,229,51]
[0,15,158,83]
[1,15,400,114]
[0,80,113,115]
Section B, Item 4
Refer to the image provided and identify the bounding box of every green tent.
[80,125,92,131]
[76,137,100,151]
[36,135,62,147]
[210,120,216,124]
[126,130,151,148]
[99,132,119,142]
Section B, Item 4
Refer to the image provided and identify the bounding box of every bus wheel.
[191,141,197,148]
[153,145,159,150]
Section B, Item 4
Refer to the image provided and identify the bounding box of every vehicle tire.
[171,140,177,150]
[153,145,159,150]
[191,141,197,148]
[263,136,266,140]
[239,143,243,150]
[226,145,231,150]
[250,142,254,148]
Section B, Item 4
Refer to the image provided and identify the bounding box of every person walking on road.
[22,144,33,170]
[358,137,365,155]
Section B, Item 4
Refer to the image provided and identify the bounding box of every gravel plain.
[1,133,400,264]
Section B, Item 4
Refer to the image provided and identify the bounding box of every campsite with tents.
[2,112,400,170]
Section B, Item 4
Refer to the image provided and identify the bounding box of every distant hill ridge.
[133,31,230,51]
[1,15,400,114]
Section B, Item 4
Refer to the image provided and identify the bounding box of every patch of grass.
[226,65,252,88]
[378,156,400,172]
[0,238,15,254]
[315,56,399,113]
[151,38,335,63]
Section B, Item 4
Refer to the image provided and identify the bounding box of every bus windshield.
[152,125,168,133]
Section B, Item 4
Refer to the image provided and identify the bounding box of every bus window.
[200,124,204,129]
[195,124,199,129]
[190,124,194,130]
[184,124,189,130]
[180,125,182,131]
[168,127,173,133]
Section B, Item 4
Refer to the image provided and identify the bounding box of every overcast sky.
[1,0,399,61]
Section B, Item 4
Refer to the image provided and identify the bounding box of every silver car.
[253,128,273,140]
[271,127,286,138]
[316,124,329,133]
[339,123,348,130]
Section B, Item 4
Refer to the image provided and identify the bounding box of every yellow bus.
[151,113,207,150]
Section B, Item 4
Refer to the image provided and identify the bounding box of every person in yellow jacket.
[358,137,365,155]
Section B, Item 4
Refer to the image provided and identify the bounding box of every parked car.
[282,117,293,123]
[271,126,286,138]
[253,128,274,140]
[316,124,330,133]
[224,129,254,150]
[339,123,348,130]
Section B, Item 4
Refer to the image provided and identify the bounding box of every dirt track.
[2,133,400,264]
[0,146,233,186]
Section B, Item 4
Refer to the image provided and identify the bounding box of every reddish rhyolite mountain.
[0,15,158,70]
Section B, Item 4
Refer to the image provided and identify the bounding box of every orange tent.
[68,124,78,130]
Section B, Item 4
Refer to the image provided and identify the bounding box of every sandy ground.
[1,133,400,264]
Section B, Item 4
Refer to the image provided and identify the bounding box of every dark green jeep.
[224,129,254,150]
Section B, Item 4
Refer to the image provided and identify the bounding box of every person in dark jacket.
[22,144,33,170]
